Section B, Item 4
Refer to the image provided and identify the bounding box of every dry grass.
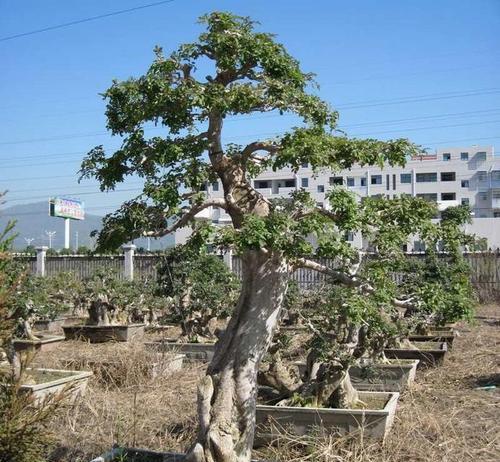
[36,306,500,462]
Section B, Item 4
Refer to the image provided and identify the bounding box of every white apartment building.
[176,146,500,249]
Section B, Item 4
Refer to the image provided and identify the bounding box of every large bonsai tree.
[80,12,445,461]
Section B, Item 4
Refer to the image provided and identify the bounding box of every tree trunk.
[186,250,289,462]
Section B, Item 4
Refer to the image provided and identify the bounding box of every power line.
[2,108,500,166]
[1,136,499,183]
[2,87,500,146]
[3,117,500,170]
[0,1,176,43]
[5,187,143,204]
[352,118,500,137]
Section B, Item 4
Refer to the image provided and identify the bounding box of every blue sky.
[1,0,499,219]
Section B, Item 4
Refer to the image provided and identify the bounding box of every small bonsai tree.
[157,236,240,341]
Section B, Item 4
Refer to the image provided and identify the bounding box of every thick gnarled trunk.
[186,250,289,462]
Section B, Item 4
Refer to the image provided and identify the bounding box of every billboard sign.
[49,197,85,221]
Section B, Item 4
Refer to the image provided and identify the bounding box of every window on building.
[478,171,488,181]
[441,192,456,201]
[479,192,488,201]
[416,172,437,183]
[255,180,270,189]
[413,241,426,252]
[492,171,500,181]
[284,179,296,188]
[317,184,325,193]
[494,211,500,218]
[360,177,367,187]
[301,177,309,188]
[461,179,470,188]
[442,153,451,161]
[461,152,469,161]
[400,173,412,184]
[345,231,354,242]
[393,174,396,190]
[212,181,219,191]
[329,176,343,185]
[200,183,207,191]
[346,177,355,187]
[417,193,438,202]
[316,202,323,208]
[476,151,487,161]
[440,172,456,181]
[461,198,470,205]
[386,174,390,190]
[371,175,382,185]
[301,162,308,168]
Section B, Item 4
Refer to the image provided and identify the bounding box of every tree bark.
[186,249,289,462]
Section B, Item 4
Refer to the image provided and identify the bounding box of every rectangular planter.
[34,316,89,333]
[255,391,399,444]
[349,360,419,392]
[21,368,93,404]
[13,334,65,354]
[408,332,456,348]
[144,325,176,333]
[90,447,267,462]
[384,341,448,367]
[63,324,145,343]
[294,360,419,393]
[144,341,215,361]
[65,354,185,383]
[33,318,64,333]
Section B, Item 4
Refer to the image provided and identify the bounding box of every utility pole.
[24,237,35,247]
[75,231,79,249]
[45,230,56,249]
[147,236,151,252]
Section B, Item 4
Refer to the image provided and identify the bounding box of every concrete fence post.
[35,246,48,277]
[122,244,136,280]
[223,249,233,271]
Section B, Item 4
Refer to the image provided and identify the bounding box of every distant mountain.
[0,201,174,251]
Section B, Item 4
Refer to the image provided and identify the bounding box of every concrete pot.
[90,447,267,462]
[294,360,419,392]
[384,341,448,367]
[144,341,215,361]
[65,354,185,383]
[144,325,176,333]
[21,368,92,404]
[349,360,419,392]
[33,318,64,333]
[13,334,65,354]
[63,324,145,343]
[408,331,456,348]
[255,391,399,444]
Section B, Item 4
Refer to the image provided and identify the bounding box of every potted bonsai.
[0,214,92,410]
[63,269,147,343]
[146,241,239,360]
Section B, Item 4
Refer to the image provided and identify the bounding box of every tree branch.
[293,257,414,309]
[144,198,227,238]
[241,141,280,160]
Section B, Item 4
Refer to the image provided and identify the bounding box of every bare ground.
[38,306,499,462]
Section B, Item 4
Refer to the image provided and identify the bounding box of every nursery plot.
[28,305,499,462]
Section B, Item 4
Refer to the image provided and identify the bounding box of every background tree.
[81,12,434,462]
[157,234,240,341]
